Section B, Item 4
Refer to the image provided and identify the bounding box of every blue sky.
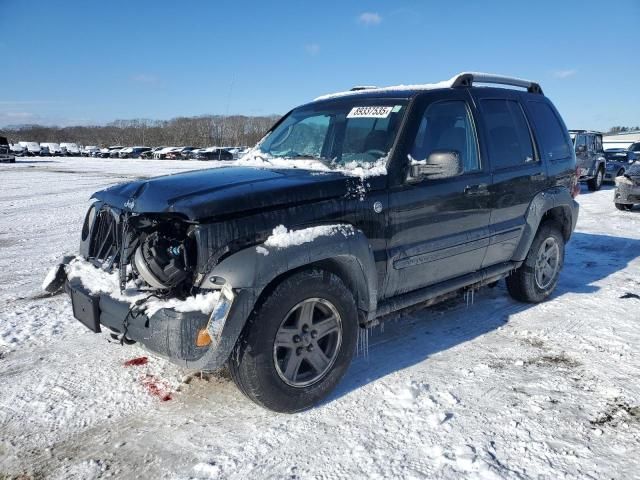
[0,0,638,130]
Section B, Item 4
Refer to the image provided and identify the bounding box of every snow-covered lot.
[1,157,639,479]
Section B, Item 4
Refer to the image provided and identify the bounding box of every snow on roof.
[314,71,539,101]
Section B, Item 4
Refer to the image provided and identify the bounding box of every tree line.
[0,114,281,148]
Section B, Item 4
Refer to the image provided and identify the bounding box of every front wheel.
[507,222,565,303]
[587,167,604,191]
[228,268,358,413]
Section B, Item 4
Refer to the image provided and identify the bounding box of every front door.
[385,92,491,297]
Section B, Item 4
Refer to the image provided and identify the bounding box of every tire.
[587,166,604,191]
[506,222,565,303]
[228,268,358,413]
[615,203,633,211]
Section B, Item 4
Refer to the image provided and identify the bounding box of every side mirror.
[411,150,463,180]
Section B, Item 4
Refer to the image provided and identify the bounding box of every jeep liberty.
[46,72,579,412]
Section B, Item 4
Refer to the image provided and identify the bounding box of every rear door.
[385,90,491,297]
[471,90,548,267]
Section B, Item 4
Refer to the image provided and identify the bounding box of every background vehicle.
[165,146,196,160]
[195,147,233,160]
[140,146,165,159]
[19,141,44,156]
[82,146,100,157]
[98,146,124,158]
[153,146,178,159]
[614,161,640,210]
[61,142,81,156]
[570,130,606,191]
[122,146,152,158]
[53,72,578,413]
[604,148,637,182]
[0,136,16,163]
[10,143,27,156]
[41,142,65,156]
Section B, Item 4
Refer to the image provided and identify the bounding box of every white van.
[60,142,81,156]
[41,143,65,156]
[19,141,43,156]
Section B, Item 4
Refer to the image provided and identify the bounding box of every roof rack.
[350,85,377,91]
[451,72,543,95]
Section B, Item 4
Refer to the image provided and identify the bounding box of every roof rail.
[451,72,543,95]
[350,85,377,91]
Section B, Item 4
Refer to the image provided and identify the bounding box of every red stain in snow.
[123,356,148,367]
[141,374,172,402]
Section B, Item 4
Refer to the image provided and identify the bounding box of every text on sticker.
[347,106,393,119]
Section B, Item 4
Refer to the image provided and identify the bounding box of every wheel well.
[251,256,370,325]
[541,206,572,241]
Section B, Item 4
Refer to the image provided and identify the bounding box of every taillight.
[571,166,580,198]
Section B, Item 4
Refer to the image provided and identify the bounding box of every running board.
[374,261,521,320]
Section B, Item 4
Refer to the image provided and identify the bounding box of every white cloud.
[357,12,382,26]
[131,73,158,84]
[305,43,320,55]
[553,69,577,79]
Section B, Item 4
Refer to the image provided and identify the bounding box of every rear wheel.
[507,222,565,303]
[587,167,604,191]
[228,268,358,413]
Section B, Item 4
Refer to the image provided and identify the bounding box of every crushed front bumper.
[64,277,255,371]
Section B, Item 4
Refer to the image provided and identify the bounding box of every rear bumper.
[65,277,255,371]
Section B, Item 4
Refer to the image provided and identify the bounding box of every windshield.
[257,99,408,168]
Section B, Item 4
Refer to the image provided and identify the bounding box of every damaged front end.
[615,166,640,206]
[48,201,241,370]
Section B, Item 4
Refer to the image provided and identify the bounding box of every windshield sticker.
[347,106,393,119]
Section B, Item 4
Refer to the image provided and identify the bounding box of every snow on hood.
[65,258,220,317]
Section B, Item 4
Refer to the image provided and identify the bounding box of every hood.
[92,166,368,221]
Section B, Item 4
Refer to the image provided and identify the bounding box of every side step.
[374,261,520,320]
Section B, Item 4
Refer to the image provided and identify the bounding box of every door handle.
[464,183,489,196]
[530,172,546,181]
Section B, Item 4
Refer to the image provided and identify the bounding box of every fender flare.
[511,187,579,261]
[203,225,378,315]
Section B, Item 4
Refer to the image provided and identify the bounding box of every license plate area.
[69,285,101,333]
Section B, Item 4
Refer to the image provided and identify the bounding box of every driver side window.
[410,100,480,176]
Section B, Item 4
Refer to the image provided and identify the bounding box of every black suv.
[48,73,579,412]
[570,130,606,191]
[0,136,16,163]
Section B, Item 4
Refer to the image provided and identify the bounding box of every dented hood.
[92,166,361,221]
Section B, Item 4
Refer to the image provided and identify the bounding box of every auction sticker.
[347,106,393,118]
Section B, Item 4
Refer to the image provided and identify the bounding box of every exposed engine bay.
[84,204,198,296]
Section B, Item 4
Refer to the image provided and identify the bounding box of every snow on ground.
[1,157,639,479]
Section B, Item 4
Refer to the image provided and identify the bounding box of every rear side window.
[480,99,534,169]
[526,102,572,160]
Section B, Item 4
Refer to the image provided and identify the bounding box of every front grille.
[89,208,122,267]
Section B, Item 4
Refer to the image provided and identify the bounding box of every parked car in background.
[82,146,100,157]
[614,161,640,210]
[98,146,124,158]
[109,147,126,158]
[10,143,27,156]
[19,141,44,156]
[153,146,178,159]
[604,149,637,183]
[195,147,234,161]
[570,130,606,191]
[140,146,165,159]
[165,146,196,160]
[61,143,81,156]
[0,136,16,163]
[121,146,152,159]
[41,142,65,156]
